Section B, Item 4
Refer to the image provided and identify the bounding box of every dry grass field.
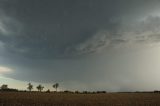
[0,92,160,106]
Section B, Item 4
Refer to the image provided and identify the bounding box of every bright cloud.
[0,66,12,74]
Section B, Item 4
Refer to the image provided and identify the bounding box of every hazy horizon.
[1,0,160,92]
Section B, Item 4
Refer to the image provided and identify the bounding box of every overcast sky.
[1,0,160,91]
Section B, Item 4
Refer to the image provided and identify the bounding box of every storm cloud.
[1,0,160,91]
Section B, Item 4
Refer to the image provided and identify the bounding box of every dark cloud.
[1,0,160,58]
[1,0,160,91]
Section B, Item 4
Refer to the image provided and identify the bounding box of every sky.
[1,0,160,92]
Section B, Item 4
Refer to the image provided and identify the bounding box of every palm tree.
[27,83,33,91]
[53,83,59,92]
[36,84,44,92]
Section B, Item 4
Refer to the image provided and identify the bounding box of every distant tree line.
[0,83,107,94]
[1,83,160,94]
[27,83,59,92]
[0,84,18,92]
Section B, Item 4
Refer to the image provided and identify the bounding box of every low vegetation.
[0,92,160,106]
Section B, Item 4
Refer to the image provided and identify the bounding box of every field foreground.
[0,92,160,106]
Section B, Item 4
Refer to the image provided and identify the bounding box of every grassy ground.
[0,92,160,106]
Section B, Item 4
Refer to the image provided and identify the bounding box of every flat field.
[0,92,160,106]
